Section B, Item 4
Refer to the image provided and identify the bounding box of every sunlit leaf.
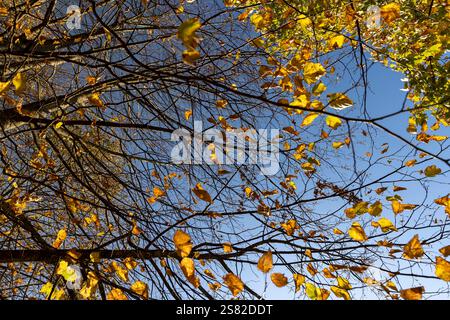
[380,3,401,24]
[192,183,213,203]
[371,218,397,233]
[400,287,424,300]
[403,234,424,259]
[173,230,193,258]
[348,222,368,242]
[331,286,351,300]
[107,288,128,300]
[303,62,326,85]
[177,18,201,49]
[223,273,244,296]
[131,281,149,299]
[424,165,441,177]
[271,273,288,287]
[325,115,342,130]
[257,250,273,273]
[293,274,305,292]
[435,257,450,281]
[52,229,67,249]
[439,245,450,257]
[12,73,26,94]
[301,113,319,127]
[327,93,353,110]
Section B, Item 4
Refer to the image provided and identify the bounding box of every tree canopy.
[0,0,449,300]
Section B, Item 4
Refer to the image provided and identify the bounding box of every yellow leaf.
[192,182,213,203]
[301,162,315,172]
[56,260,78,282]
[337,277,352,290]
[216,99,228,109]
[312,82,327,96]
[429,135,447,142]
[368,201,383,216]
[380,3,401,24]
[435,257,450,281]
[12,72,26,94]
[40,282,65,300]
[185,110,193,121]
[385,280,398,291]
[298,14,312,29]
[348,222,368,242]
[204,269,216,279]
[88,93,105,110]
[112,261,129,282]
[403,234,424,259]
[208,282,221,291]
[79,272,99,299]
[400,287,424,300]
[123,257,138,270]
[173,230,192,258]
[332,141,344,149]
[325,115,342,130]
[439,245,450,257]
[303,62,326,84]
[327,93,353,110]
[251,38,264,48]
[333,228,344,235]
[305,283,318,299]
[328,35,346,49]
[131,221,142,236]
[107,288,128,300]
[131,281,148,299]
[52,229,67,249]
[180,257,195,278]
[391,200,417,214]
[90,252,101,263]
[371,218,397,232]
[153,186,165,197]
[223,242,233,253]
[147,186,165,204]
[280,219,299,236]
[223,273,244,296]
[305,283,329,300]
[0,81,10,94]
[257,250,273,273]
[293,274,305,292]
[86,76,97,85]
[307,263,318,276]
[331,286,351,300]
[323,268,335,278]
[271,273,288,287]
[434,194,450,216]
[182,49,201,65]
[305,249,312,258]
[177,18,201,49]
[301,113,319,127]
[54,121,63,129]
[424,165,441,177]
[0,7,8,16]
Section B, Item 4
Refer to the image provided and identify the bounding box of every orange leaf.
[223,273,244,296]
[257,251,273,273]
[271,273,288,287]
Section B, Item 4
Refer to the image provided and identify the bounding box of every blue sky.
[230,61,450,300]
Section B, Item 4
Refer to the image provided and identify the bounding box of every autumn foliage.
[0,0,449,300]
